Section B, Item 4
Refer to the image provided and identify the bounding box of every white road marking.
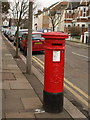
[72,52,88,59]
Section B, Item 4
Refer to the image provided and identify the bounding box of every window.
[68,25,71,27]
[83,13,86,17]
[69,11,71,14]
[22,34,28,40]
[32,34,45,40]
[82,8,86,17]
[82,24,85,28]
[84,8,86,12]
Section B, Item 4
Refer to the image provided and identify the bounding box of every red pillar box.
[42,32,68,113]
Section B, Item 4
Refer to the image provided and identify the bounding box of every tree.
[10,0,37,58]
[10,0,28,58]
[49,10,64,31]
[2,2,10,14]
[70,26,81,36]
[49,1,68,31]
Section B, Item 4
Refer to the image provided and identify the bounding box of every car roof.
[23,32,42,35]
[19,29,28,32]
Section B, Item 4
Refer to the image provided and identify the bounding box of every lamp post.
[26,0,33,74]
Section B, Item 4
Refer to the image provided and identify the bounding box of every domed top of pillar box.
[42,32,68,40]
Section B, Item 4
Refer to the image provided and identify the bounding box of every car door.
[32,33,45,51]
[20,34,27,50]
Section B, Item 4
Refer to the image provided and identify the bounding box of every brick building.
[34,1,68,32]
[64,0,90,42]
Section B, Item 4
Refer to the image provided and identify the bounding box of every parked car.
[38,28,52,33]
[20,32,45,55]
[8,30,16,42]
[14,29,28,47]
[4,28,11,38]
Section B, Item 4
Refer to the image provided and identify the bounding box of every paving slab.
[9,80,28,83]
[21,97,42,110]
[3,98,24,113]
[7,65,19,69]
[14,73,28,82]
[4,54,12,57]
[15,78,28,82]
[6,112,35,118]
[2,72,16,81]
[35,109,71,119]
[10,82,33,90]
[5,89,37,98]
[2,81,10,90]
[0,90,2,119]
[3,69,22,74]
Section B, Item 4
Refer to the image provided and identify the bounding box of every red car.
[20,32,45,55]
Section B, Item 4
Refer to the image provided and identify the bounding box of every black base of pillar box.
[43,91,63,113]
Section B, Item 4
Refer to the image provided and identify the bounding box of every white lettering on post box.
[53,51,60,62]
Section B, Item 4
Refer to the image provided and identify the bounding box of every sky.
[35,0,62,9]
[8,0,62,10]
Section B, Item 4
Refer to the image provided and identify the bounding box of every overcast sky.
[36,0,62,8]
[8,0,62,9]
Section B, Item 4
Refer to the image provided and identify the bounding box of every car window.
[19,31,28,37]
[22,34,28,40]
[22,35,25,40]
[32,34,45,40]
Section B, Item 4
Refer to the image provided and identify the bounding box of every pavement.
[1,33,89,119]
[66,40,89,49]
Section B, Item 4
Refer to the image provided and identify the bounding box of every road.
[32,42,89,112]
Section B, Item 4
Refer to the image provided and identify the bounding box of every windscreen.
[32,34,45,40]
[19,31,28,37]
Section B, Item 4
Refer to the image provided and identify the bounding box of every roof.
[23,32,42,34]
[19,29,28,32]
[66,0,89,10]
[50,1,68,12]
[35,1,68,16]
[66,1,80,10]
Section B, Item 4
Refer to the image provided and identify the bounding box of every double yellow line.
[32,56,89,108]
